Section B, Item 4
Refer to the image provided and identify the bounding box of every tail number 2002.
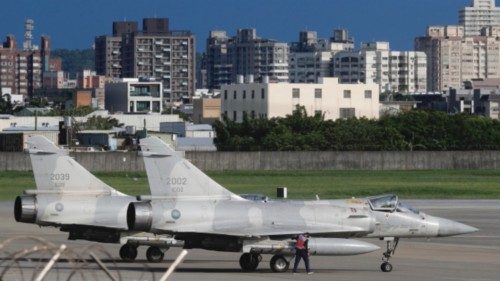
[166,177,187,193]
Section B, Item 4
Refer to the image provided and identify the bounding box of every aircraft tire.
[270,255,289,273]
[381,262,393,272]
[119,244,138,261]
[146,246,165,263]
[239,253,259,271]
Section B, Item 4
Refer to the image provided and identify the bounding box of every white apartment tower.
[459,0,500,36]
[415,25,500,91]
[289,29,354,83]
[333,42,427,93]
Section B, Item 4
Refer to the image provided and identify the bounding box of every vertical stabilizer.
[140,136,241,200]
[27,135,121,194]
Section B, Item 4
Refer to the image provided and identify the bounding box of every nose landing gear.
[380,237,399,272]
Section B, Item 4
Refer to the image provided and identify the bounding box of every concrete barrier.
[1,151,499,172]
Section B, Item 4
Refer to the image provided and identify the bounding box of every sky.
[0,0,483,52]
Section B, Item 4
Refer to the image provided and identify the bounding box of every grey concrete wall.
[1,151,499,171]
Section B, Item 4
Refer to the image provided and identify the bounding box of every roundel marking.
[171,209,181,220]
[55,203,64,212]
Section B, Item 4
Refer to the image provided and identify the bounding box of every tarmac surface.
[1,199,499,281]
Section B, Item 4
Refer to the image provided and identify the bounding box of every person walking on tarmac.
[292,233,313,274]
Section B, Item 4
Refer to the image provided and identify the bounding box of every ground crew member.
[292,233,313,274]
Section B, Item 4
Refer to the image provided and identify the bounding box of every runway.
[1,200,499,281]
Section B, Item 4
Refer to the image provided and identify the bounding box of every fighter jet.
[14,135,179,263]
[128,136,381,272]
[131,136,478,272]
[331,194,478,272]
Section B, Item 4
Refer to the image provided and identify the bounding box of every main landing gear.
[119,244,138,261]
[239,253,290,272]
[380,237,399,272]
[239,253,261,271]
[146,246,166,263]
[269,255,289,273]
[119,245,167,263]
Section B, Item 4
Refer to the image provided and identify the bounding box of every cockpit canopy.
[367,194,420,214]
[368,194,398,212]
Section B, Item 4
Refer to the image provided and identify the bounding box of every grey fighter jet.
[14,135,179,262]
[129,136,381,272]
[132,136,478,273]
[330,194,478,272]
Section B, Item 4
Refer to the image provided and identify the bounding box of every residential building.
[48,57,62,71]
[333,42,427,93]
[415,25,500,91]
[95,21,138,78]
[78,69,106,89]
[205,31,232,89]
[459,0,500,36]
[105,78,163,113]
[289,29,354,83]
[0,35,47,96]
[42,70,65,89]
[193,98,221,124]
[221,77,379,122]
[95,18,196,104]
[205,29,289,89]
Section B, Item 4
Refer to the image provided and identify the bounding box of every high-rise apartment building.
[459,0,500,36]
[0,35,47,96]
[415,25,500,91]
[289,29,354,83]
[205,29,288,89]
[333,42,427,93]
[95,18,195,104]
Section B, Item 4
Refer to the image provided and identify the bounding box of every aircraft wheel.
[381,262,393,272]
[239,253,259,271]
[270,255,289,273]
[146,246,165,263]
[119,244,138,261]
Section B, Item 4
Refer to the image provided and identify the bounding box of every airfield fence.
[0,150,499,172]
[0,236,160,281]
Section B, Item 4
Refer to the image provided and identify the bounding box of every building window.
[339,108,355,119]
[251,110,255,118]
[343,90,351,99]
[292,88,300,98]
[315,88,322,98]
[233,91,237,99]
[314,110,322,116]
[233,111,237,121]
[364,90,372,99]
[243,90,246,99]
[251,90,255,99]
[224,90,227,100]
[261,88,265,99]
[224,111,227,118]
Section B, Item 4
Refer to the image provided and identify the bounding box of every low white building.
[221,77,379,122]
[105,78,163,113]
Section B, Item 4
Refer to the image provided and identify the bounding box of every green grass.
[1,170,500,201]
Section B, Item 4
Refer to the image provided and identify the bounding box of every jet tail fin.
[27,135,122,194]
[140,136,242,200]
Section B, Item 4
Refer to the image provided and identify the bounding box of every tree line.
[213,107,500,151]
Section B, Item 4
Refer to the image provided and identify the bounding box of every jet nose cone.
[437,218,478,237]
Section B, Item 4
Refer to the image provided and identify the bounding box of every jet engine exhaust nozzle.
[127,201,153,231]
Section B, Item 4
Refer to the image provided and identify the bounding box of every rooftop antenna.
[23,18,34,51]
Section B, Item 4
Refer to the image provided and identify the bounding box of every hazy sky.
[0,0,481,51]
